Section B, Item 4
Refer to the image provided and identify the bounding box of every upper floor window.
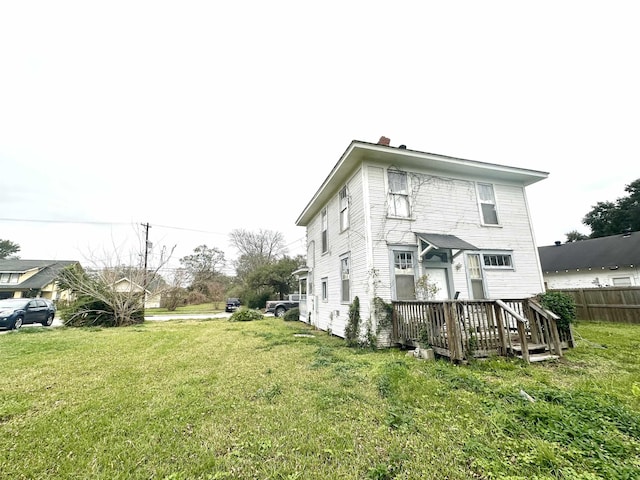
[339,186,349,231]
[340,255,350,303]
[483,253,513,268]
[477,183,499,225]
[321,208,328,253]
[0,273,20,284]
[388,170,410,217]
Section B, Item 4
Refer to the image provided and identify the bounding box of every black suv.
[225,298,241,313]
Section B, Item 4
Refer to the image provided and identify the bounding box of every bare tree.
[162,268,188,311]
[229,229,287,280]
[57,231,175,327]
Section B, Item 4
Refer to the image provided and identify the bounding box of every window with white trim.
[0,273,20,284]
[393,250,416,300]
[477,183,499,225]
[321,208,328,253]
[388,170,410,217]
[340,255,350,303]
[483,253,513,268]
[339,186,349,231]
[612,277,632,286]
[321,277,328,302]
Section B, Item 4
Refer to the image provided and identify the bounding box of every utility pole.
[141,222,151,305]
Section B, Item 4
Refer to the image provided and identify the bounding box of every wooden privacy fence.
[550,287,640,324]
[392,299,574,363]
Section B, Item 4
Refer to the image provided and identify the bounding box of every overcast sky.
[1,1,637,276]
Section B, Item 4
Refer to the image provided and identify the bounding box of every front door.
[467,254,486,299]
[422,267,450,300]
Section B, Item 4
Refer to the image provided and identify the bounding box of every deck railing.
[392,298,572,363]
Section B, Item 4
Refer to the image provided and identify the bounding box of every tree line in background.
[1,228,304,326]
[54,228,303,326]
[564,178,640,242]
[163,228,305,311]
[3,177,637,326]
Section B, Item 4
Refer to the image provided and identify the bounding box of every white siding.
[543,266,639,289]
[366,165,544,300]
[307,167,369,338]
[302,156,545,344]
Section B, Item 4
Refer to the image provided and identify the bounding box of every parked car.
[0,298,57,330]
[265,294,300,317]
[225,298,241,313]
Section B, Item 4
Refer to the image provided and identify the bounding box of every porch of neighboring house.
[392,298,574,363]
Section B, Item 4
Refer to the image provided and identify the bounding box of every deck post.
[517,320,530,364]
[493,303,508,355]
[550,319,563,357]
[445,301,464,361]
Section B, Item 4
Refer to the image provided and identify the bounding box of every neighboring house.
[0,259,79,301]
[112,277,163,309]
[294,137,549,344]
[538,231,640,289]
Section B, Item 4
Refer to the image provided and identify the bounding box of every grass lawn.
[1,318,639,479]
[145,302,224,315]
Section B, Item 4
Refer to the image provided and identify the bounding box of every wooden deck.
[391,298,574,363]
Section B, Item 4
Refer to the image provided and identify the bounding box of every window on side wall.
[321,208,328,253]
[482,253,513,269]
[321,278,328,302]
[393,250,416,300]
[477,183,499,225]
[340,255,350,303]
[388,170,410,217]
[339,186,349,231]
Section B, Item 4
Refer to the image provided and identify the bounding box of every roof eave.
[295,140,548,226]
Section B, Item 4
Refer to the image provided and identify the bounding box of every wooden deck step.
[510,343,548,354]
[517,353,560,362]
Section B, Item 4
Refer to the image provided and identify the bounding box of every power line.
[0,217,131,226]
[0,217,231,236]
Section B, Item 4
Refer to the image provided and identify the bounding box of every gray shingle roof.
[0,260,78,290]
[538,231,640,271]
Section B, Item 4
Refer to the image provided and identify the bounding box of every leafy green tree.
[0,239,20,259]
[229,229,286,281]
[583,178,640,238]
[564,230,589,242]
[246,256,303,300]
[179,245,226,285]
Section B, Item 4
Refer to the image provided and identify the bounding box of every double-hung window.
[340,255,350,303]
[388,170,410,217]
[321,278,328,302]
[393,250,416,300]
[321,208,328,253]
[477,183,499,225]
[339,186,349,231]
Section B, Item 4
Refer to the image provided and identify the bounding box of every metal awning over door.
[415,233,479,261]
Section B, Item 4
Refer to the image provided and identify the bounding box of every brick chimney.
[377,136,391,146]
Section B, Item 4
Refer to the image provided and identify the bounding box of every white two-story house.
[295,137,548,344]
